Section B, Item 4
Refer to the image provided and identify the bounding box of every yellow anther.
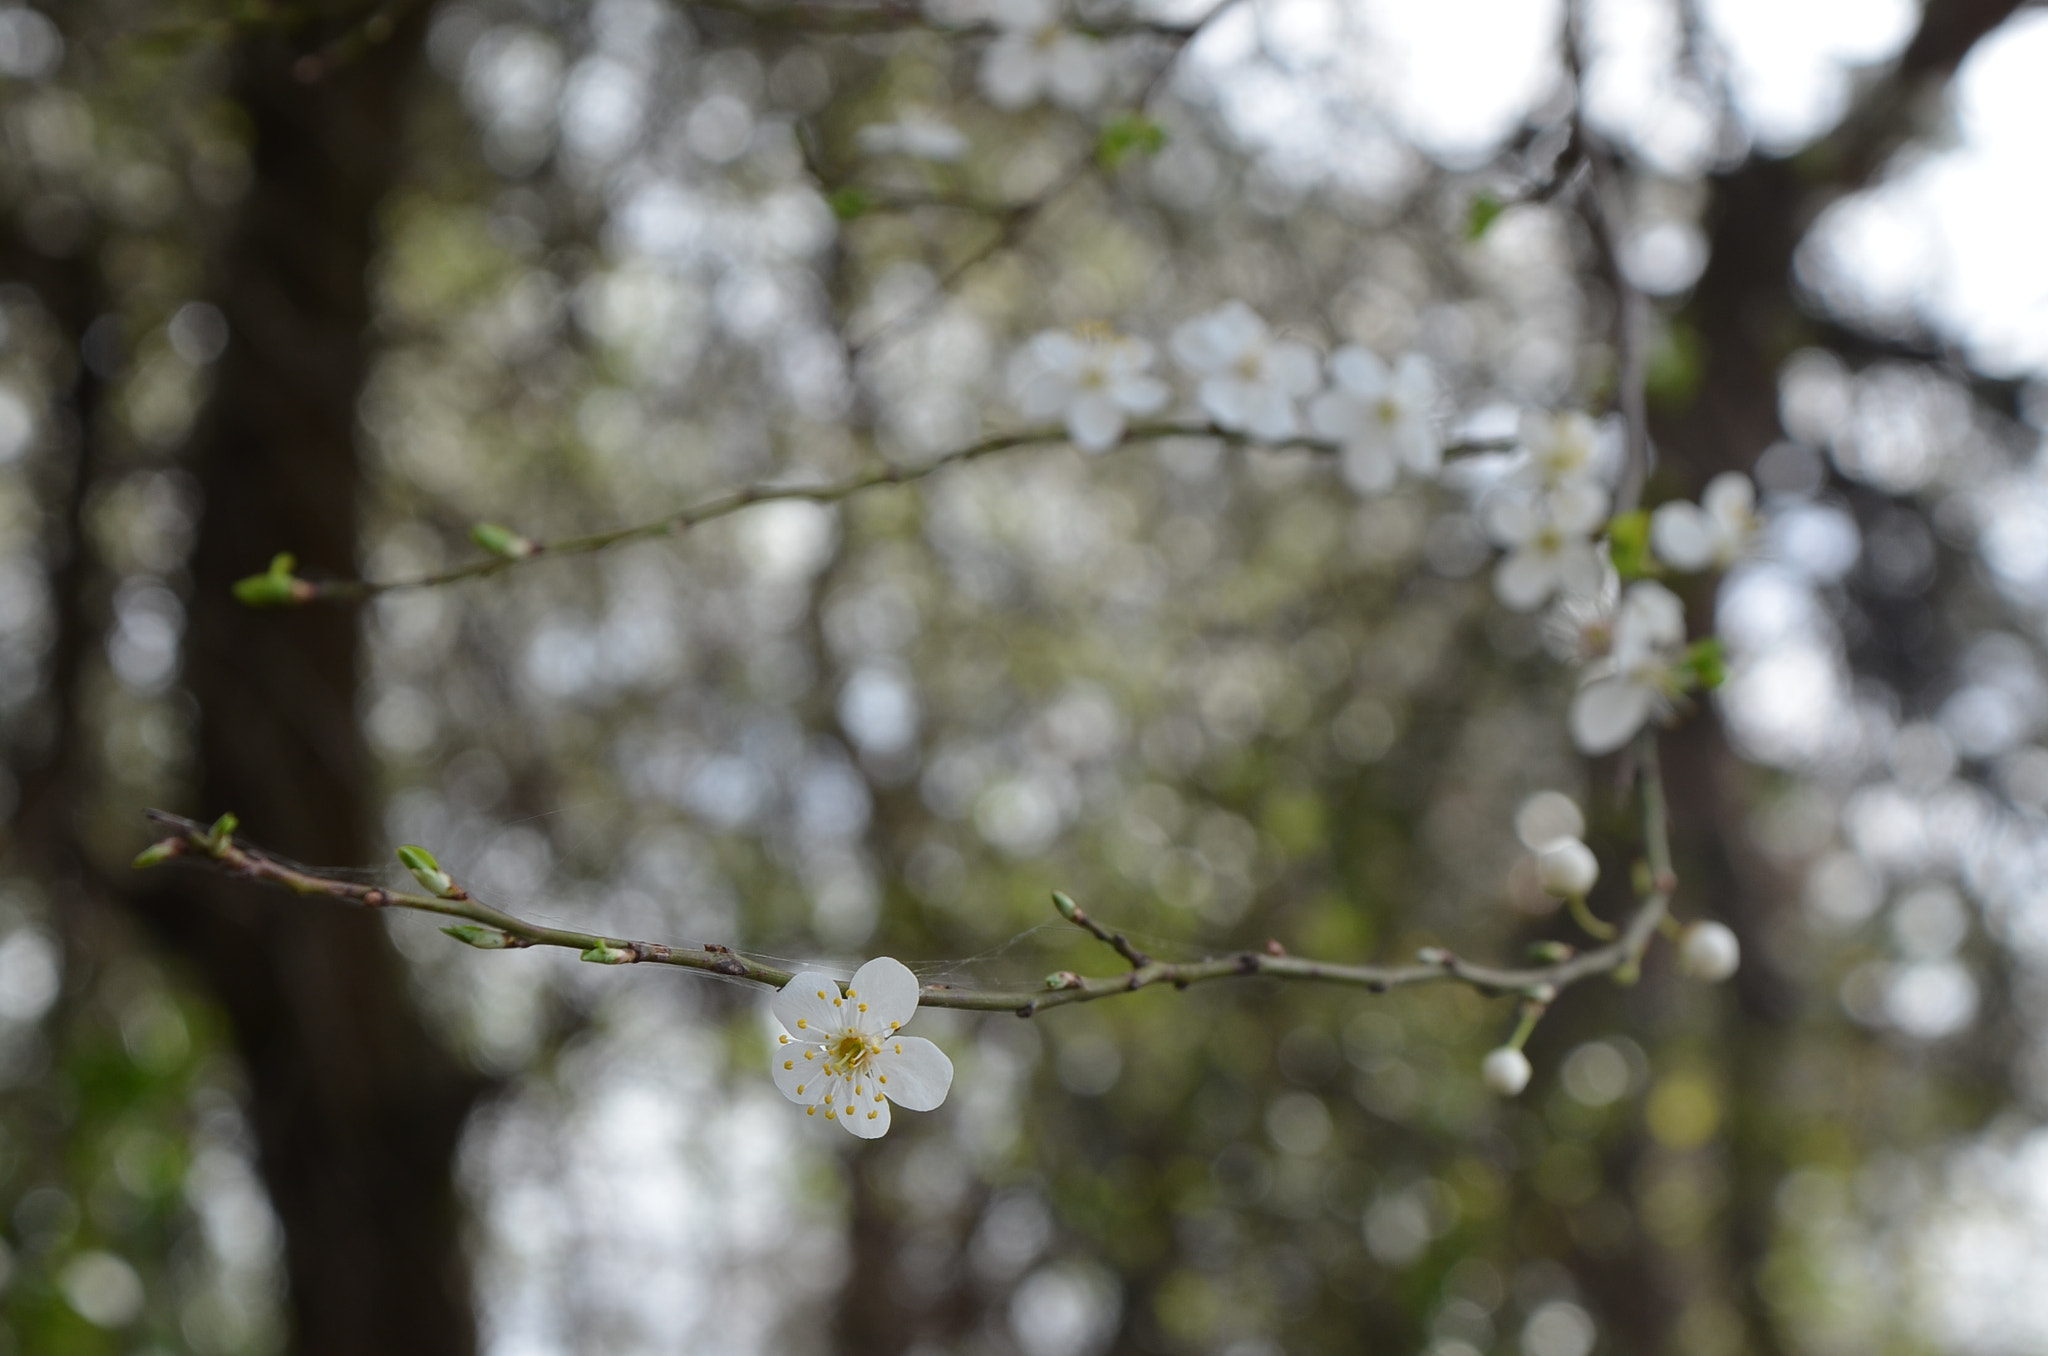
[797,1019,808,1029]
[833,998,842,1007]
[874,1093,883,1103]
[778,1034,789,1044]
[807,1106,816,1116]
[804,1050,815,1060]
[894,1043,902,1054]
[826,1109,836,1119]
[796,1083,806,1095]
[817,989,827,999]
[867,1110,879,1120]
[890,1021,901,1030]
[879,1075,888,1084]
[858,1003,867,1012]
[784,1060,794,1070]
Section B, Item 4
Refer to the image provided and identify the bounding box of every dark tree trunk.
[132,10,487,1354]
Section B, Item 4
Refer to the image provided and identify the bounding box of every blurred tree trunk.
[128,9,487,1354]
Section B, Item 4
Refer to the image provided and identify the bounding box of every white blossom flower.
[1651,472,1759,571]
[771,956,954,1138]
[978,0,1108,112]
[1170,301,1321,442]
[857,110,970,162]
[1567,581,1688,755]
[1008,323,1169,451]
[1308,348,1442,494]
[1482,1046,1532,1096]
[1678,921,1741,981]
[1485,481,1609,611]
[1515,410,1611,493]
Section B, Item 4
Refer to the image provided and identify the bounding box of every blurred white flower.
[1482,1046,1532,1096]
[1170,301,1320,441]
[1515,410,1611,493]
[1651,471,1759,571]
[771,956,954,1138]
[857,110,970,162]
[1515,789,1586,851]
[1008,324,1170,451]
[1678,920,1741,981]
[1308,347,1442,494]
[979,0,1108,111]
[1568,581,1688,754]
[1486,481,1609,611]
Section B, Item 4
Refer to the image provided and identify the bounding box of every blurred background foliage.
[3,0,2048,1354]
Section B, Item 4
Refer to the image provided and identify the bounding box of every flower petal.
[1243,384,1299,442]
[848,956,922,1034]
[872,1034,954,1111]
[1308,390,1360,441]
[1341,439,1398,496]
[1068,392,1126,452]
[772,1038,831,1104]
[980,40,1043,109]
[1113,374,1169,415]
[839,1083,893,1138]
[1703,471,1754,527]
[1650,502,1713,571]
[1495,549,1558,611]
[1569,677,1653,755]
[1267,340,1323,397]
[1329,345,1388,398]
[772,971,846,1040]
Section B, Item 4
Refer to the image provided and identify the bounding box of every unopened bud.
[1678,920,1741,982]
[132,838,183,869]
[1536,838,1600,898]
[1529,940,1574,963]
[1044,970,1080,990]
[1417,946,1451,966]
[469,523,538,559]
[1515,790,1585,851]
[397,844,456,898]
[1051,891,1080,922]
[232,553,312,607]
[204,812,239,852]
[1481,1046,1532,1097]
[442,925,514,950]
[580,942,632,964]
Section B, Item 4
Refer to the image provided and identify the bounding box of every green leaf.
[1465,191,1506,241]
[205,812,239,849]
[1606,509,1657,581]
[1096,113,1167,170]
[469,523,537,559]
[827,187,871,221]
[442,925,515,950]
[132,838,182,869]
[1680,636,1727,692]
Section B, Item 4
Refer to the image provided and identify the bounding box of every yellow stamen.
[784,1060,794,1070]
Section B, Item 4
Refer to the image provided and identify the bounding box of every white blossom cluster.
[1005,304,1764,760]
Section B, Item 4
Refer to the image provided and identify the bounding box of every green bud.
[397,844,456,897]
[232,553,310,607]
[580,942,631,964]
[1097,113,1167,170]
[1680,636,1727,692]
[442,925,514,950]
[1465,191,1506,241]
[1528,940,1574,963]
[828,187,871,221]
[1051,891,1080,922]
[204,812,239,852]
[1606,510,1656,582]
[132,838,182,869]
[469,523,537,559]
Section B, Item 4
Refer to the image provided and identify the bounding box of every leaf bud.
[1051,891,1080,922]
[469,523,538,559]
[443,925,514,949]
[397,844,456,897]
[232,553,312,607]
[580,942,632,964]
[132,838,184,869]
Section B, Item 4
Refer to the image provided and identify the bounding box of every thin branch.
[135,754,1679,1016]
[266,423,1514,601]
[1563,0,1653,516]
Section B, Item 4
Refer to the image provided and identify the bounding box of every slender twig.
[136,756,1679,1016]
[1563,0,1653,515]
[275,423,1516,602]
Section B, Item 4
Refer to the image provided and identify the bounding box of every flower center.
[1374,396,1402,426]
[828,1033,875,1074]
[1233,352,1265,381]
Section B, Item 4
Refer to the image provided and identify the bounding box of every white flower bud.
[1482,1046,1532,1097]
[1679,920,1741,982]
[1515,790,1585,851]
[1535,838,1600,898]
